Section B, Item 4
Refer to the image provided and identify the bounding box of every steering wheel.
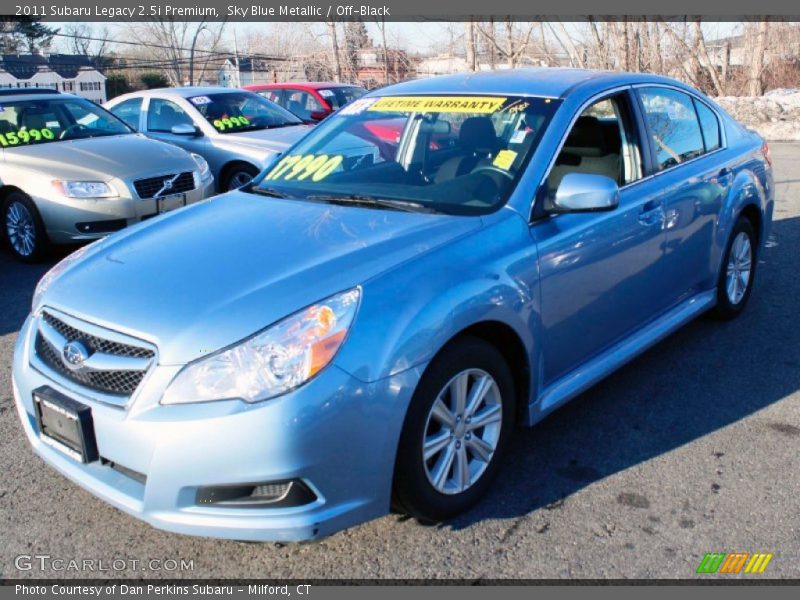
[59,124,89,140]
[472,165,515,181]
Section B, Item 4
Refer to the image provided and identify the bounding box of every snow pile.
[715,91,800,141]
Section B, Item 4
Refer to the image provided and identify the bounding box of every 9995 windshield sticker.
[212,116,250,131]
[368,96,507,114]
[0,127,55,146]
[264,154,344,182]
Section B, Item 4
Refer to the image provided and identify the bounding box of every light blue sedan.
[12,68,774,541]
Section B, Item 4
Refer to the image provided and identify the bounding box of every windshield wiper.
[251,186,290,198]
[305,194,438,213]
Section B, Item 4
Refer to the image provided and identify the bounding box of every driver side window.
[147,98,194,133]
[547,94,642,195]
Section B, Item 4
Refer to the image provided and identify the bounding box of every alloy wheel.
[6,200,36,257]
[422,368,503,495]
[726,231,752,305]
[227,171,254,190]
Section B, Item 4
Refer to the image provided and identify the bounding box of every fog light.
[196,479,317,508]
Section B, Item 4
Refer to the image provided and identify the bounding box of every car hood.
[4,134,194,182]
[43,193,482,365]
[219,125,311,154]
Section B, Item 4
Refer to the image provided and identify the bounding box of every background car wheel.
[392,336,516,522]
[2,192,49,262]
[223,164,260,191]
[710,216,758,320]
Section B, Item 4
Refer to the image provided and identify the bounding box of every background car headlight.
[52,180,117,199]
[161,288,361,405]
[31,242,94,311]
[191,153,212,184]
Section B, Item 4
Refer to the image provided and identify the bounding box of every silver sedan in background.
[105,87,312,191]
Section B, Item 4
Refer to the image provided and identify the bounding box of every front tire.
[223,164,260,191]
[2,192,49,262]
[392,337,516,522]
[710,216,757,320]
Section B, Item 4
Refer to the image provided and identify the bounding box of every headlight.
[52,180,117,199]
[31,242,94,311]
[191,153,211,184]
[161,288,360,405]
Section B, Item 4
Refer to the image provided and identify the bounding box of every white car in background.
[105,87,312,192]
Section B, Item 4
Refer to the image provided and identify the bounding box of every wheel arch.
[415,319,532,426]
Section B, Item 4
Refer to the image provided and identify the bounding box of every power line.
[52,31,290,63]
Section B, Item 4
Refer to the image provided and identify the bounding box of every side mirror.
[171,123,201,136]
[309,110,328,122]
[552,173,620,213]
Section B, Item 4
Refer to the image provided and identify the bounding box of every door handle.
[638,200,664,226]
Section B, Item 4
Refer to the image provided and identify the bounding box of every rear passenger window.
[639,88,705,170]
[694,100,721,152]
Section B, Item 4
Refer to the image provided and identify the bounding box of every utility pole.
[328,22,343,82]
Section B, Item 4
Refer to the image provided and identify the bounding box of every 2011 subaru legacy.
[12,69,774,542]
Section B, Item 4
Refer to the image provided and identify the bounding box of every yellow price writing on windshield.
[265,154,344,182]
[0,127,55,146]
[213,116,250,131]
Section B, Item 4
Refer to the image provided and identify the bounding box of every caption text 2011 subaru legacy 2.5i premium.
[12,69,773,541]
[0,90,215,261]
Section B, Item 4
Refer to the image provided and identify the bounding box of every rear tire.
[392,336,516,522]
[2,191,49,262]
[710,216,757,320]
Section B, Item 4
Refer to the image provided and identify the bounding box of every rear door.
[533,90,674,384]
[636,86,731,301]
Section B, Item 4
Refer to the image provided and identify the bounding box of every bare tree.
[747,20,770,96]
[124,19,226,86]
[465,20,477,71]
[477,19,536,68]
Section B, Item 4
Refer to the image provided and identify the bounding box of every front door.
[532,91,671,385]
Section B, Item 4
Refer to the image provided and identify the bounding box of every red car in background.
[244,82,367,123]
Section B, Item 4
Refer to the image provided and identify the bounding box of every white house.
[0,54,107,103]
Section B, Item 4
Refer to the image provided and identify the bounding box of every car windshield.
[0,97,132,147]
[319,86,367,110]
[253,94,561,215]
[188,91,303,133]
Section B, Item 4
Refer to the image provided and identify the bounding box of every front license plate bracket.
[33,386,99,464]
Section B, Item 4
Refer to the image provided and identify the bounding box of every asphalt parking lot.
[1,144,798,580]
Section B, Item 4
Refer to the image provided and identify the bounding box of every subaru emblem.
[62,340,89,371]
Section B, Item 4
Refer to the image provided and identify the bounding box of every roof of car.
[0,90,64,101]
[135,86,250,98]
[374,68,690,99]
[245,82,363,91]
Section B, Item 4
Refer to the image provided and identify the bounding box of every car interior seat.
[152,104,190,131]
[547,115,622,192]
[434,116,500,183]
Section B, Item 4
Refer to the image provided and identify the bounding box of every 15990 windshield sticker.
[0,128,55,146]
[264,154,344,182]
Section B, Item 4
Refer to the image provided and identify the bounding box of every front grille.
[35,312,154,397]
[133,171,195,199]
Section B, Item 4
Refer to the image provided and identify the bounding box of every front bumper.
[12,314,421,541]
[34,177,216,245]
